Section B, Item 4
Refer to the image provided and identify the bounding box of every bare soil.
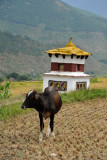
[0,98,107,160]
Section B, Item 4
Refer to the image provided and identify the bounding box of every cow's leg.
[50,114,55,138]
[39,113,44,142]
[46,119,50,136]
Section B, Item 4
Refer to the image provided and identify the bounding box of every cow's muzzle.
[21,105,26,109]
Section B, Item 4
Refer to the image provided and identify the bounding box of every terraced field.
[0,98,107,160]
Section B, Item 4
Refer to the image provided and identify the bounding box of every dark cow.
[21,86,62,142]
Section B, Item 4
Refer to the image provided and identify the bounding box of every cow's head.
[21,90,40,109]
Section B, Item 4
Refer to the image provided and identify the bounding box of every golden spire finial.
[65,37,75,47]
[70,37,72,42]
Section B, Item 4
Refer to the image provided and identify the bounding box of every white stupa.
[43,38,92,92]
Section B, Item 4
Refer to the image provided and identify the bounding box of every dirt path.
[0,98,107,160]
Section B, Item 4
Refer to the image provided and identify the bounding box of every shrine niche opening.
[48,80,67,91]
[59,64,64,71]
[76,82,87,90]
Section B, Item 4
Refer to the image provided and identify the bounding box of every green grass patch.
[60,88,107,103]
[90,78,102,83]
[0,88,107,121]
[0,102,33,121]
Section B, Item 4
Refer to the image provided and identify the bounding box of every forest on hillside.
[0,31,65,79]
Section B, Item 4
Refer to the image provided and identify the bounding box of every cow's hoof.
[46,128,50,136]
[39,138,43,142]
[50,132,55,139]
[46,132,50,137]
[39,132,43,142]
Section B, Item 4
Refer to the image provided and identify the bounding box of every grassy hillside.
[0,31,65,77]
[0,0,107,40]
[0,0,107,76]
[0,31,48,76]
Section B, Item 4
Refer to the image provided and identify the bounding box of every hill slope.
[0,31,65,77]
[0,31,48,76]
[0,0,107,40]
[0,0,107,76]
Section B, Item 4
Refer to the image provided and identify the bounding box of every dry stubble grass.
[10,81,43,97]
[0,81,43,107]
[0,98,107,160]
[90,78,107,90]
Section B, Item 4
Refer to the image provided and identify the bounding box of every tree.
[6,72,20,81]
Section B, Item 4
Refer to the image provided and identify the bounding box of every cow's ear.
[55,88,58,92]
[23,93,27,97]
[35,93,39,99]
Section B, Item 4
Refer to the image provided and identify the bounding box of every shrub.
[0,80,11,99]
[6,72,19,81]
[18,75,30,81]
[6,72,31,81]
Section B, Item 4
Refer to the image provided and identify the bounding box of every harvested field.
[90,78,107,90]
[0,98,107,160]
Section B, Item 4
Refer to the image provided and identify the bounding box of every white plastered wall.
[43,75,90,92]
[51,55,85,64]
